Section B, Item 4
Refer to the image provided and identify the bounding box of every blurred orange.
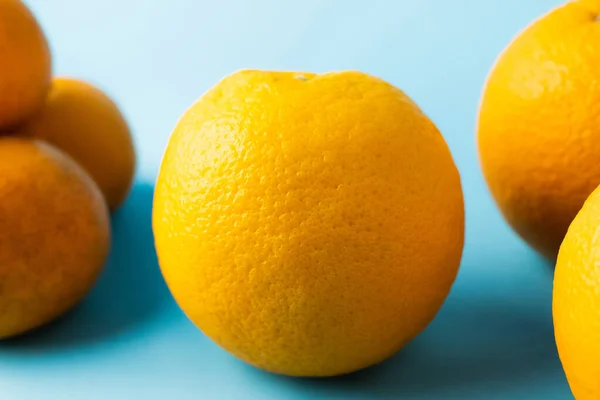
[0,0,51,130]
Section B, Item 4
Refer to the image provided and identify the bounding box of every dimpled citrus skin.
[153,70,465,377]
[0,0,51,130]
[554,185,600,399]
[477,0,600,260]
[0,138,110,338]
[23,77,136,211]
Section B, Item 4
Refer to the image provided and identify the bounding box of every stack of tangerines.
[0,0,135,338]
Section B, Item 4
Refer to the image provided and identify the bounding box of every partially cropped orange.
[153,70,465,376]
[23,77,136,211]
[0,138,110,338]
[0,0,52,130]
[477,0,600,259]
[554,184,600,399]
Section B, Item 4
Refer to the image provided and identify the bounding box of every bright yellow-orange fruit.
[24,77,136,211]
[554,184,600,400]
[153,70,465,376]
[477,0,600,259]
[0,0,52,129]
[0,138,110,338]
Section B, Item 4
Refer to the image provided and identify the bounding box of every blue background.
[0,1,573,399]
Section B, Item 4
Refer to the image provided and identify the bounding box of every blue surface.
[0,1,573,399]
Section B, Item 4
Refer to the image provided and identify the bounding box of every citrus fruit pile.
[5,0,600,398]
[0,0,135,338]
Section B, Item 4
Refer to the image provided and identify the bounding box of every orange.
[477,0,600,259]
[0,0,51,130]
[0,138,110,338]
[23,77,136,211]
[153,70,465,376]
[554,184,600,399]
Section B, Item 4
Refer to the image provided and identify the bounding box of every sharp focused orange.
[153,70,465,376]
[0,0,51,130]
[0,138,110,338]
[554,184,600,400]
[24,77,136,211]
[477,0,600,259]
